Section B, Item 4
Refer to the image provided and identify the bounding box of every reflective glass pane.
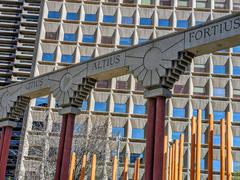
[112,127,124,137]
[132,128,144,139]
[94,102,107,112]
[66,12,79,20]
[61,55,73,63]
[42,53,54,62]
[64,33,76,41]
[158,19,170,27]
[133,104,146,114]
[103,15,115,23]
[177,20,188,28]
[140,18,152,25]
[213,111,225,121]
[122,16,133,24]
[173,107,185,118]
[48,11,60,19]
[35,97,48,107]
[85,14,97,22]
[213,88,225,97]
[82,35,95,43]
[114,103,127,113]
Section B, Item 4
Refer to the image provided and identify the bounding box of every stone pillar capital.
[58,106,81,115]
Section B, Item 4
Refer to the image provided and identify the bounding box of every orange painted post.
[178,134,184,180]
[220,119,226,180]
[171,142,175,180]
[168,145,173,180]
[68,152,76,180]
[163,133,168,180]
[136,158,140,180]
[133,159,137,180]
[79,154,87,180]
[90,154,97,180]
[123,156,128,180]
[226,112,232,180]
[174,140,179,180]
[208,114,214,180]
[112,156,118,180]
[196,109,202,180]
[190,117,196,180]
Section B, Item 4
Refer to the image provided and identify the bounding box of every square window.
[173,107,185,118]
[233,161,240,172]
[52,123,61,132]
[120,37,132,46]
[67,12,79,20]
[193,86,205,95]
[45,32,57,40]
[97,80,110,88]
[114,103,127,113]
[140,18,152,25]
[196,0,207,8]
[177,20,188,28]
[122,16,133,24]
[172,131,181,140]
[82,35,95,43]
[61,54,74,63]
[213,88,225,97]
[233,46,240,53]
[130,153,144,164]
[133,104,146,114]
[48,11,60,19]
[178,0,189,6]
[213,111,225,121]
[233,112,240,122]
[213,135,220,145]
[213,65,226,74]
[103,15,115,23]
[158,19,170,27]
[213,160,220,171]
[233,66,240,75]
[80,56,91,63]
[132,128,144,139]
[233,136,240,147]
[116,81,129,89]
[85,14,97,22]
[94,102,107,112]
[81,100,88,110]
[193,109,206,119]
[42,53,55,62]
[64,33,76,41]
[194,64,206,72]
[233,89,240,98]
[101,36,113,44]
[201,159,205,170]
[32,121,44,131]
[35,97,48,107]
[112,127,124,137]
[28,146,43,157]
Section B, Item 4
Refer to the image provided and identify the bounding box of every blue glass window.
[233,112,240,122]
[195,21,204,25]
[103,15,115,23]
[114,103,127,113]
[42,53,54,62]
[132,128,144,139]
[140,18,152,25]
[48,11,60,19]
[112,127,124,137]
[177,20,188,28]
[80,56,91,62]
[120,37,132,46]
[35,97,48,107]
[213,160,220,171]
[158,19,170,27]
[233,66,240,75]
[213,135,220,145]
[193,109,206,119]
[94,102,107,112]
[61,54,73,63]
[213,88,225,97]
[173,107,185,118]
[138,39,148,44]
[66,12,79,20]
[201,159,205,170]
[133,104,146,114]
[233,161,240,172]
[64,33,76,41]
[213,111,225,121]
[122,16,133,24]
[172,131,181,140]
[233,46,240,53]
[130,153,144,163]
[82,35,95,43]
[213,65,226,74]
[74,123,81,135]
[85,14,97,22]
[233,136,240,147]
[81,100,88,110]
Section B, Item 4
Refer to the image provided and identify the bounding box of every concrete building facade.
[0,0,240,179]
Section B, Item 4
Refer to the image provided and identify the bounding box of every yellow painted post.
[220,119,226,180]
[112,156,117,180]
[79,154,87,180]
[171,142,175,180]
[168,145,173,180]
[190,117,196,180]
[123,156,128,180]
[208,114,213,180]
[68,152,76,180]
[178,134,184,180]
[132,159,137,180]
[174,140,179,180]
[226,112,232,180]
[163,133,168,180]
[196,109,202,180]
[90,154,96,180]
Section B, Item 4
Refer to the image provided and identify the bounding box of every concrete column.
[0,126,13,179]
[153,96,166,180]
[145,98,156,180]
